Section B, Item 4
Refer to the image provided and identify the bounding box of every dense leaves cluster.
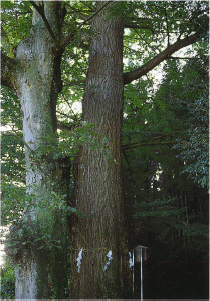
[1,258,15,299]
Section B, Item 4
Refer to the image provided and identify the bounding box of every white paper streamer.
[129,252,134,268]
[103,250,113,271]
[76,248,83,273]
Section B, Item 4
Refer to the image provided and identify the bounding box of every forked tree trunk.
[4,2,69,299]
[69,3,132,298]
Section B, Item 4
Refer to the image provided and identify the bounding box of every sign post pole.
[134,245,147,300]
[133,249,135,297]
[141,246,143,301]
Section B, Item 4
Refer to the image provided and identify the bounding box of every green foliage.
[34,121,111,163]
[1,180,28,225]
[133,197,183,219]
[1,87,25,182]
[1,1,32,57]
[3,187,71,298]
[1,184,72,245]
[155,49,209,187]
[173,58,209,187]
[1,257,15,299]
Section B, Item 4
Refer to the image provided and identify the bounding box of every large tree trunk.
[4,2,69,299]
[69,2,132,298]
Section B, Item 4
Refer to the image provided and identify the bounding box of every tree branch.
[124,23,154,33]
[123,150,135,184]
[124,131,181,147]
[57,123,77,132]
[164,6,170,46]
[61,1,114,49]
[0,52,19,90]
[168,56,200,60]
[1,131,34,154]
[122,131,181,151]
[66,4,94,15]
[124,121,147,125]
[124,30,204,85]
[81,1,114,24]
[123,141,175,151]
[60,92,80,122]
[29,1,60,50]
[62,78,86,87]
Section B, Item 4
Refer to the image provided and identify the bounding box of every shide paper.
[103,250,113,271]
[77,248,83,273]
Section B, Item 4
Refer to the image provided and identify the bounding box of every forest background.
[0,0,209,299]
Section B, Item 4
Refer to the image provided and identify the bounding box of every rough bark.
[69,2,132,298]
[3,2,69,299]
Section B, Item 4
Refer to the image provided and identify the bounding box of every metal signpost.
[132,250,135,296]
[133,245,147,300]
